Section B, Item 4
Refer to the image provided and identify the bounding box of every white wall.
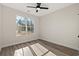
[0,4,1,50]
[0,4,2,51]
[39,4,79,51]
[1,5,39,48]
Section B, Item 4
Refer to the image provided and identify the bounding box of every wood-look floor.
[38,39,79,56]
[0,39,78,56]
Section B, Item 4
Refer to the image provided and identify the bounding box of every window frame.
[16,15,34,36]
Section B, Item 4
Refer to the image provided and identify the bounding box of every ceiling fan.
[27,3,48,12]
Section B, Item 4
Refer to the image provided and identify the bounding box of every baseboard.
[1,39,38,48]
[38,39,79,55]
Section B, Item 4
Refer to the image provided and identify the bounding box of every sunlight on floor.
[14,48,23,56]
[14,43,56,56]
[23,47,33,56]
[44,51,56,56]
[30,43,56,56]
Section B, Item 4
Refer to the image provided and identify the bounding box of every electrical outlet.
[78,35,79,38]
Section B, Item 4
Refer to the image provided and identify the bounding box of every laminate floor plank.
[9,46,15,56]
[23,46,33,56]
[44,51,56,56]
[13,45,23,56]
[30,43,44,56]
[26,43,37,56]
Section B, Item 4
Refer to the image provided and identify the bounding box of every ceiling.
[1,3,73,16]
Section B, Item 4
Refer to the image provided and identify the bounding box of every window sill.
[16,32,33,36]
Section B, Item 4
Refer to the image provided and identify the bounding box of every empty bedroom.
[0,3,79,56]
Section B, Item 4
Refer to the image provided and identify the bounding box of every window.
[16,16,34,35]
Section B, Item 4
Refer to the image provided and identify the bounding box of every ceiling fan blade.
[40,7,48,9]
[27,6,36,8]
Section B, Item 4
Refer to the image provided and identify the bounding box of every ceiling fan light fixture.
[36,8,40,10]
